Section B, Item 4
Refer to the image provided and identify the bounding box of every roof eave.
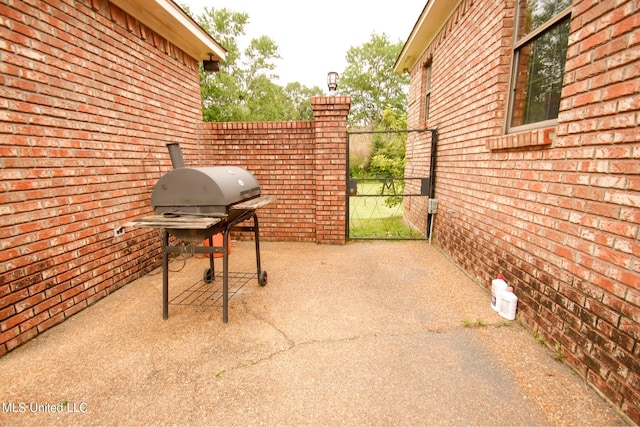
[394,0,461,73]
[110,0,226,62]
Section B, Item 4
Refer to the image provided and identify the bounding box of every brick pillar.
[311,96,351,244]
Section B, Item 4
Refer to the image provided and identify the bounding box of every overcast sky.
[181,0,426,90]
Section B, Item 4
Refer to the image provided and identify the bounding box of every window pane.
[511,17,569,127]
[424,64,431,121]
[517,0,572,40]
[424,94,430,121]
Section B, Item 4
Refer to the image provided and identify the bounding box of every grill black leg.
[162,230,169,320]
[222,226,230,323]
[208,235,215,276]
[251,213,267,286]
[253,213,262,276]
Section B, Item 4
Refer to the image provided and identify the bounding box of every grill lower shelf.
[170,271,256,307]
[127,207,271,323]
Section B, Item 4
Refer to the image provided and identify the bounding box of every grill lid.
[151,166,261,216]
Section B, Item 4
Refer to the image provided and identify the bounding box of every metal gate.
[347,129,437,240]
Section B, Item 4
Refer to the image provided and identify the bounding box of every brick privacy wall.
[404,0,639,423]
[196,97,351,244]
[0,0,206,355]
[197,121,317,241]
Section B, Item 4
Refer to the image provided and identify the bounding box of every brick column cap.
[310,96,351,107]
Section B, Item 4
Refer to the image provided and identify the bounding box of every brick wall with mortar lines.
[197,121,318,242]
[403,131,434,235]
[196,97,351,245]
[310,97,350,244]
[404,0,639,422]
[0,0,206,355]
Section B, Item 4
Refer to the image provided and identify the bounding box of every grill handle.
[166,143,185,169]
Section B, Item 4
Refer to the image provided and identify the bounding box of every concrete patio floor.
[0,241,627,426]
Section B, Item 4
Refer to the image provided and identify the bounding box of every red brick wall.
[0,0,204,354]
[0,0,351,355]
[197,121,317,242]
[404,0,639,422]
[310,96,350,244]
[403,130,436,235]
[197,97,350,245]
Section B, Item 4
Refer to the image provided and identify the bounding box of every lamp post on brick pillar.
[327,71,339,95]
[311,95,351,244]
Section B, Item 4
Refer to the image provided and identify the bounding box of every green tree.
[285,82,324,121]
[185,6,323,122]
[191,6,245,121]
[369,107,407,207]
[339,33,409,128]
[370,107,406,178]
[342,34,409,183]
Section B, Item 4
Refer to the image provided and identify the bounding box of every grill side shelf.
[125,216,223,229]
[230,195,277,210]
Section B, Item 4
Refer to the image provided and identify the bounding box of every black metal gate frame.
[346,128,438,240]
[347,176,431,240]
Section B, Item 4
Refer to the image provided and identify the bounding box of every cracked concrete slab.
[0,241,627,426]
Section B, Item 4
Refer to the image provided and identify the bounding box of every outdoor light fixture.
[203,54,220,72]
[327,71,339,93]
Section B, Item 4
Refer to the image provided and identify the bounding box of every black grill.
[128,143,274,322]
[151,166,261,217]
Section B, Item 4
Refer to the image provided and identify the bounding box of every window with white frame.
[507,0,572,132]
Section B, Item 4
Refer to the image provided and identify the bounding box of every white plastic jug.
[491,274,508,312]
[499,287,518,320]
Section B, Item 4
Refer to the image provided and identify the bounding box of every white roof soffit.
[394,0,461,73]
[109,0,226,62]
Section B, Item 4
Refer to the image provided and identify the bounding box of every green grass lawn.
[349,182,424,239]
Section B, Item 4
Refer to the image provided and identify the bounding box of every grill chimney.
[166,143,185,169]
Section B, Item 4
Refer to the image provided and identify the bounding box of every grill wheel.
[258,270,267,286]
[203,268,214,283]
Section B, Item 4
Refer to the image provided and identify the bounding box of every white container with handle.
[499,286,518,320]
[491,274,508,312]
